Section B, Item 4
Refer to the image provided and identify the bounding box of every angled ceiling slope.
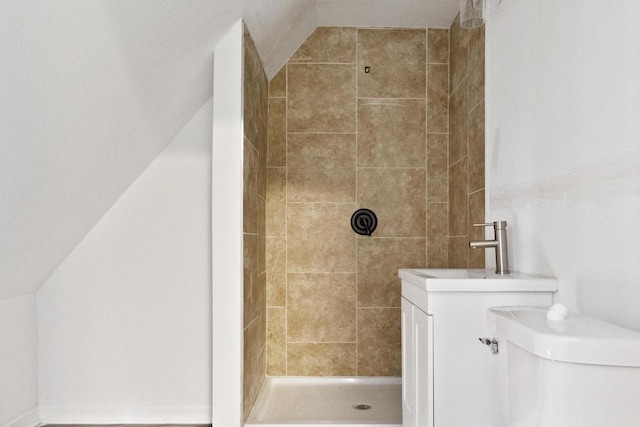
[0,0,457,300]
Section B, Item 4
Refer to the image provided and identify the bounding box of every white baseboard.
[39,406,211,424]
[0,407,40,427]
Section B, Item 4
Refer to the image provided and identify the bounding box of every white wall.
[211,20,244,427]
[0,295,38,426]
[36,100,213,424]
[486,0,640,331]
[0,1,219,300]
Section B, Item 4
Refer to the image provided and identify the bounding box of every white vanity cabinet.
[401,297,433,427]
[398,269,557,427]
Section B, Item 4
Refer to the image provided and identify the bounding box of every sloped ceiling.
[0,0,458,300]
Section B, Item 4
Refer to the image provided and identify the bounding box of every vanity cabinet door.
[402,297,416,427]
[414,305,433,427]
[402,297,433,427]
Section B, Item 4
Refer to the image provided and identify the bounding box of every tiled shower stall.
[244,15,485,420]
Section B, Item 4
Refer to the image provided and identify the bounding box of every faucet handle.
[473,221,508,230]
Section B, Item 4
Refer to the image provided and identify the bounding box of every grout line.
[286,201,357,205]
[465,40,472,269]
[356,236,426,239]
[287,131,356,135]
[287,271,357,275]
[357,166,426,170]
[245,136,259,155]
[446,29,451,268]
[357,97,427,101]
[288,341,358,345]
[450,154,468,169]
[450,75,468,100]
[425,30,429,267]
[288,61,356,65]
[469,96,485,113]
[269,96,287,99]
[284,62,289,376]
[355,27,359,377]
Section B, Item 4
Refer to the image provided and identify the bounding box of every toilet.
[488,306,640,427]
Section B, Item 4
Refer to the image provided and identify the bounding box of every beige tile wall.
[266,26,459,377]
[242,24,268,421]
[448,15,486,268]
[265,22,484,376]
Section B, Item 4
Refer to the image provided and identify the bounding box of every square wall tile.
[266,167,286,237]
[357,29,426,98]
[287,273,356,342]
[287,63,356,132]
[428,28,449,64]
[266,236,286,306]
[358,168,426,237]
[427,203,448,268]
[287,343,356,376]
[269,66,286,97]
[449,78,468,165]
[267,307,286,376]
[268,98,286,167]
[469,103,485,193]
[357,238,425,307]
[357,308,401,376]
[287,133,356,202]
[290,27,356,63]
[357,99,426,168]
[427,64,449,133]
[449,157,469,237]
[287,203,356,272]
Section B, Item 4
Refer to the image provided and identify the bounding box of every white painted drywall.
[36,100,213,424]
[317,0,458,29]
[485,0,640,331]
[211,20,244,427]
[0,295,38,426]
[0,0,314,301]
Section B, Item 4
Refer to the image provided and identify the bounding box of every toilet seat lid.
[488,306,640,367]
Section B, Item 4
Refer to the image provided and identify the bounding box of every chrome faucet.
[469,221,510,275]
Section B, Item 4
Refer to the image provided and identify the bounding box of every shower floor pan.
[245,376,402,427]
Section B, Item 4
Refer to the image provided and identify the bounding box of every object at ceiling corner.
[460,0,502,29]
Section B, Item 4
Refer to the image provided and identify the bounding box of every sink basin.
[398,268,557,292]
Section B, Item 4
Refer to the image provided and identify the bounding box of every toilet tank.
[488,306,640,427]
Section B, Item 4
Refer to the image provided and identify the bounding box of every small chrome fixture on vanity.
[469,220,509,274]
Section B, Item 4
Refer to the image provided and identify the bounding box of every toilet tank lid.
[488,306,640,367]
